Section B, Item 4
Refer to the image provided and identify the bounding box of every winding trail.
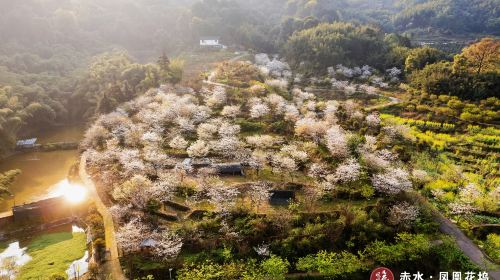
[365,92,401,111]
[80,153,126,280]
[203,51,249,88]
[414,193,500,279]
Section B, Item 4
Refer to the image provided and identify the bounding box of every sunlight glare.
[51,179,88,204]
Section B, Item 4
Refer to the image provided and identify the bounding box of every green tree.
[0,169,21,198]
[177,262,224,280]
[157,53,171,72]
[260,255,289,280]
[297,251,363,277]
[405,47,446,73]
[364,233,431,265]
[48,273,67,280]
[284,22,387,71]
[95,91,118,115]
[167,58,184,85]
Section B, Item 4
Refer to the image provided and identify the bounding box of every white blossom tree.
[206,86,227,108]
[388,202,419,228]
[325,125,349,158]
[250,103,270,119]
[150,172,180,202]
[116,218,147,254]
[253,243,271,257]
[371,168,412,195]
[169,136,189,150]
[248,182,272,211]
[449,201,477,217]
[284,104,300,122]
[246,135,277,149]
[272,154,297,179]
[308,163,330,180]
[281,145,309,163]
[218,122,241,138]
[150,230,183,261]
[334,158,361,183]
[81,124,109,149]
[265,79,288,89]
[187,140,210,158]
[221,105,241,118]
[118,149,146,177]
[197,122,219,140]
[112,175,154,209]
[247,149,268,176]
[365,113,381,128]
[295,118,328,142]
[206,178,240,212]
[210,137,242,157]
[109,204,132,223]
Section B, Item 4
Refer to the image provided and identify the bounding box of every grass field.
[179,49,237,84]
[17,232,86,280]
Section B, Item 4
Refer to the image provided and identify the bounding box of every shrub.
[297,251,363,277]
[484,234,500,263]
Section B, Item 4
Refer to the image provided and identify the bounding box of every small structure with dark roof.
[269,190,295,206]
[213,163,244,176]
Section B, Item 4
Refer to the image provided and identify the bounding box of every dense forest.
[0,0,498,156]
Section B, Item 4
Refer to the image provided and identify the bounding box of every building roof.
[214,163,243,174]
[16,138,37,146]
[183,158,212,166]
[200,36,220,40]
[13,196,65,212]
[140,238,158,248]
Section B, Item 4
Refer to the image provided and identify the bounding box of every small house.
[213,163,244,176]
[16,138,37,149]
[140,238,157,254]
[200,36,220,46]
[183,158,212,169]
[200,36,225,48]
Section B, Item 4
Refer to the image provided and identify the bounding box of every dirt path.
[435,212,500,279]
[365,93,401,111]
[203,51,249,88]
[80,153,126,280]
[415,193,500,279]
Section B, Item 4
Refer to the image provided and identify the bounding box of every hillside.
[80,57,498,278]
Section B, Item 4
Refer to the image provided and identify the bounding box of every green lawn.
[17,232,86,280]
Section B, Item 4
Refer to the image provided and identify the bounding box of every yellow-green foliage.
[425,179,458,194]
[380,114,455,131]
[484,234,500,263]
[213,61,263,88]
[17,232,86,280]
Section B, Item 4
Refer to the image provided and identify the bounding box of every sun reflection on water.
[50,179,88,204]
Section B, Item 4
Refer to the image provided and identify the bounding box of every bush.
[484,233,500,263]
[297,251,363,278]
[236,119,266,133]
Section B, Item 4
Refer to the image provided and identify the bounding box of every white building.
[199,36,225,48]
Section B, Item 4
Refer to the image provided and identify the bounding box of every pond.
[0,125,85,213]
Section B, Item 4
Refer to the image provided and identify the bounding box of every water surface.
[0,125,84,212]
